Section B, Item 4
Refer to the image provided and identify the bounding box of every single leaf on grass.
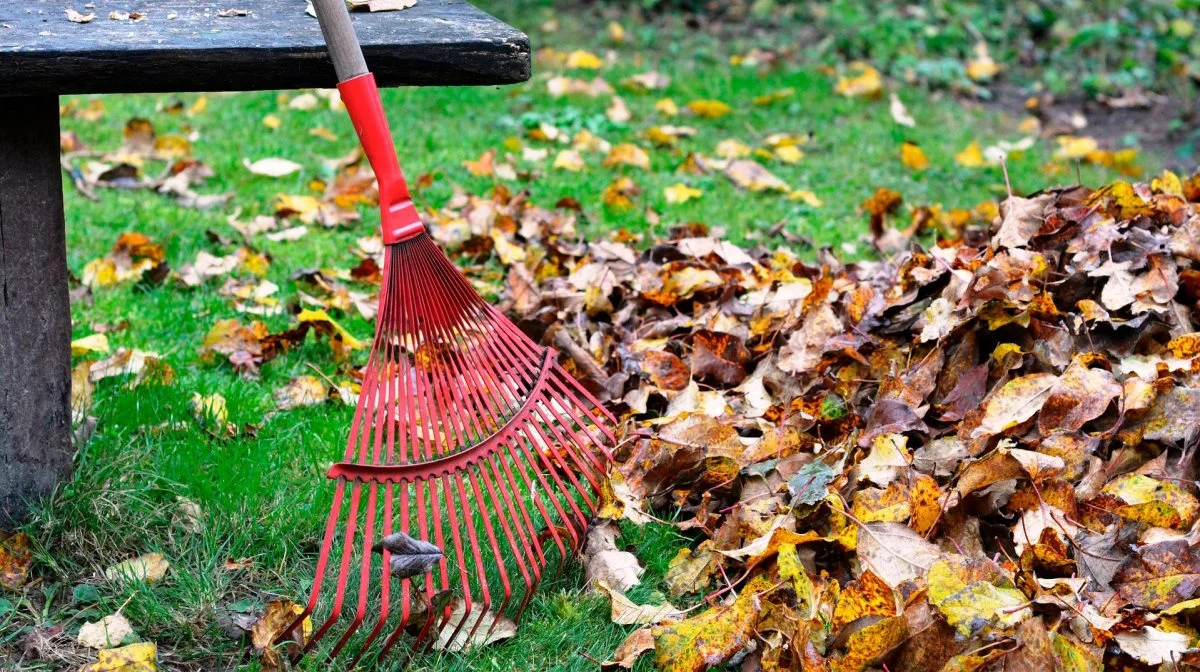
[595,580,686,625]
[78,612,135,649]
[242,158,302,177]
[80,642,156,672]
[0,532,33,590]
[432,599,517,651]
[889,93,915,127]
[956,141,986,167]
[72,334,110,356]
[1112,539,1200,610]
[553,150,586,172]
[274,375,329,410]
[603,143,650,170]
[373,531,444,579]
[250,600,309,670]
[584,523,643,591]
[652,574,772,672]
[856,522,941,588]
[685,99,730,118]
[664,183,702,204]
[565,49,604,69]
[900,142,930,171]
[604,627,655,669]
[834,62,882,98]
[724,160,789,192]
[105,553,169,584]
[296,309,366,350]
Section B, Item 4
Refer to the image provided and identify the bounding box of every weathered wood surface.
[0,97,73,526]
[0,0,530,95]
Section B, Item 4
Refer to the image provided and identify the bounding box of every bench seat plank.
[0,0,530,96]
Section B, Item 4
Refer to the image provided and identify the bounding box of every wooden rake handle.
[311,0,370,83]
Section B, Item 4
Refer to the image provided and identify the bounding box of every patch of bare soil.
[990,82,1200,170]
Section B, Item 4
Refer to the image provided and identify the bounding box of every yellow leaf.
[273,194,322,223]
[81,642,157,672]
[105,553,170,584]
[552,149,586,172]
[1152,170,1184,196]
[565,50,604,69]
[715,139,752,159]
[955,141,986,167]
[190,392,228,427]
[777,543,816,616]
[72,333,111,357]
[788,190,823,207]
[753,88,794,106]
[1100,473,1200,529]
[652,574,772,672]
[262,114,281,130]
[775,145,804,164]
[187,96,208,116]
[664,183,702,204]
[1054,135,1100,160]
[603,143,651,170]
[686,99,731,119]
[900,141,930,171]
[833,615,907,672]
[607,21,625,43]
[834,62,882,98]
[655,98,679,116]
[965,42,1001,81]
[602,176,641,210]
[297,309,367,350]
[831,571,896,633]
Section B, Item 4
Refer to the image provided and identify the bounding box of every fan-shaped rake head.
[280,233,616,668]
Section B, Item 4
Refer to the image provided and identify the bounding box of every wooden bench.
[0,0,530,525]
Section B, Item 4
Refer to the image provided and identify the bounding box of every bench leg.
[0,96,72,526]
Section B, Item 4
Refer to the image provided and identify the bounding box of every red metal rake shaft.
[283,2,616,667]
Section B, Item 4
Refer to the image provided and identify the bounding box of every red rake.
[280,1,616,667]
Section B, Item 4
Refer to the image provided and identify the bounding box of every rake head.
[282,233,616,667]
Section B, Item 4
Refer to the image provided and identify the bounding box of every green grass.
[2,2,1168,670]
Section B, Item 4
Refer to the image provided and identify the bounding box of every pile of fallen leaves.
[419,170,1200,671]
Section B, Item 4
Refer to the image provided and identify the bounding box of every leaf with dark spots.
[688,330,750,386]
[1112,539,1200,610]
[373,532,444,580]
[641,350,690,391]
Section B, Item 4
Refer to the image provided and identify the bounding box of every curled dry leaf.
[583,523,644,592]
[373,531,444,579]
[595,580,686,625]
[104,553,170,584]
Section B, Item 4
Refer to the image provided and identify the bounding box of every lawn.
[2,1,1186,670]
